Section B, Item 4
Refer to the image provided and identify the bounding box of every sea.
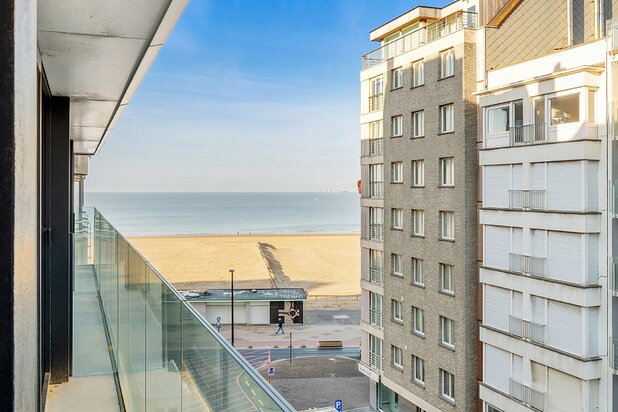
[85,192,360,237]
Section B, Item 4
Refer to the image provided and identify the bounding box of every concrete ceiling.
[38,0,189,155]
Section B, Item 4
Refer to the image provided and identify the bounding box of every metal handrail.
[509,253,546,277]
[369,265,384,284]
[368,94,384,112]
[369,223,384,241]
[361,138,384,157]
[509,123,547,146]
[509,379,545,411]
[509,190,546,210]
[369,352,384,372]
[509,315,546,344]
[369,309,384,328]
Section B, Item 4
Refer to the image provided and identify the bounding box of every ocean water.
[85,192,360,236]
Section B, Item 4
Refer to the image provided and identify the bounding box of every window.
[392,345,403,368]
[412,306,424,336]
[391,208,403,230]
[412,209,424,236]
[439,48,455,78]
[370,76,383,97]
[412,110,424,138]
[412,160,424,187]
[391,253,403,277]
[588,90,595,123]
[412,60,424,87]
[412,258,424,286]
[439,157,454,186]
[412,355,425,385]
[440,104,454,133]
[440,316,454,348]
[391,162,403,183]
[391,115,403,137]
[440,263,454,295]
[368,120,383,139]
[391,67,403,89]
[439,211,454,240]
[391,300,402,322]
[415,408,426,412]
[487,406,503,412]
[486,105,509,134]
[440,369,455,402]
[550,94,579,125]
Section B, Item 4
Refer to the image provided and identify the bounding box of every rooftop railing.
[91,208,294,411]
[361,12,477,70]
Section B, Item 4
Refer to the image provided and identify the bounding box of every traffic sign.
[216,316,221,322]
[268,367,275,376]
[334,400,342,412]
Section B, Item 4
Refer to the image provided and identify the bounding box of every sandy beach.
[129,233,361,296]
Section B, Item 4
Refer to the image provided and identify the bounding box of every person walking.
[275,317,284,334]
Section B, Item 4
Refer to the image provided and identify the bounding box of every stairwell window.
[440,263,454,295]
[439,48,455,79]
[411,110,424,138]
[391,208,403,230]
[411,257,424,286]
[391,162,403,183]
[439,157,454,187]
[412,59,424,87]
[391,345,403,369]
[412,209,424,236]
[391,67,403,89]
[440,316,454,349]
[412,306,425,336]
[439,104,454,133]
[439,211,454,240]
[391,253,403,277]
[440,369,455,403]
[412,355,425,386]
[412,160,424,187]
[391,299,403,323]
[391,115,403,137]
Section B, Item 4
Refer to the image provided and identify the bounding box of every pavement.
[239,347,360,369]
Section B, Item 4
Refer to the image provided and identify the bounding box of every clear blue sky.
[87,0,446,192]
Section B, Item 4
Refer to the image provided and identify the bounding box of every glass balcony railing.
[90,208,294,411]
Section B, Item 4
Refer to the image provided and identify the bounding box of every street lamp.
[229,268,235,347]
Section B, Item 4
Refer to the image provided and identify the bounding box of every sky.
[86,0,446,193]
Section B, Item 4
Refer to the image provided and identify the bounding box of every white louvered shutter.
[531,229,546,258]
[547,368,582,411]
[484,165,510,208]
[512,291,523,319]
[547,300,582,355]
[485,285,510,331]
[547,161,581,211]
[531,295,546,324]
[484,344,510,393]
[512,354,523,384]
[485,225,510,270]
[530,162,546,190]
[547,231,582,283]
[586,161,598,211]
[512,228,523,255]
[512,164,523,190]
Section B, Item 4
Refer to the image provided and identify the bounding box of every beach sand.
[129,233,361,296]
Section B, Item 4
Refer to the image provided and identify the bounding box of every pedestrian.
[275,317,284,334]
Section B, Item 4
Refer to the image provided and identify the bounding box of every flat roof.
[180,288,307,302]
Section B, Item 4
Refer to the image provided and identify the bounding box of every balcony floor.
[45,264,121,412]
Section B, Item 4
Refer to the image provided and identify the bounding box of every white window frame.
[391,67,403,89]
[391,208,403,230]
[391,253,403,277]
[440,316,454,348]
[368,120,383,139]
[440,104,455,133]
[440,369,455,402]
[439,211,455,240]
[412,160,424,187]
[412,59,425,87]
[412,257,424,286]
[370,76,383,97]
[440,263,454,295]
[391,162,403,183]
[439,157,454,187]
[412,355,425,385]
[485,103,511,136]
[392,345,403,368]
[412,209,424,236]
[412,110,424,138]
[392,299,402,322]
[412,306,425,336]
[391,115,403,137]
[439,48,455,79]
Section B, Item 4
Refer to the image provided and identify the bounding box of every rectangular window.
[391,253,403,277]
[439,211,454,240]
[440,316,454,348]
[412,257,424,286]
[440,263,454,295]
[412,209,424,236]
[486,105,510,134]
[369,120,383,139]
[487,406,503,412]
[370,76,383,96]
[392,345,403,368]
[391,208,403,230]
[412,110,424,138]
[412,355,425,384]
[391,67,403,89]
[550,94,580,125]
[412,306,425,336]
[391,162,403,183]
[412,160,424,187]
[391,299,402,322]
[439,49,455,78]
[412,60,424,87]
[440,369,455,401]
[439,157,454,186]
[440,104,455,133]
[391,115,403,137]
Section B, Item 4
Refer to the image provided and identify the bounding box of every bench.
[317,340,343,348]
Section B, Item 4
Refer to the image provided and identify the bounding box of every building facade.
[359,2,480,411]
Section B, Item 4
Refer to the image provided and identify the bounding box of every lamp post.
[229,268,235,347]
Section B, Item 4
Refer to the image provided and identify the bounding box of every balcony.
[509,379,545,411]
[509,316,546,344]
[611,258,618,296]
[509,123,547,146]
[369,309,384,328]
[369,223,384,242]
[509,253,546,278]
[361,12,477,70]
[369,266,384,285]
[64,208,293,411]
[361,138,384,157]
[509,190,546,210]
[610,338,618,370]
[369,352,384,372]
[368,94,384,112]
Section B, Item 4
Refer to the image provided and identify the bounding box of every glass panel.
[535,99,545,125]
[550,94,579,125]
[486,106,510,134]
[514,100,524,127]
